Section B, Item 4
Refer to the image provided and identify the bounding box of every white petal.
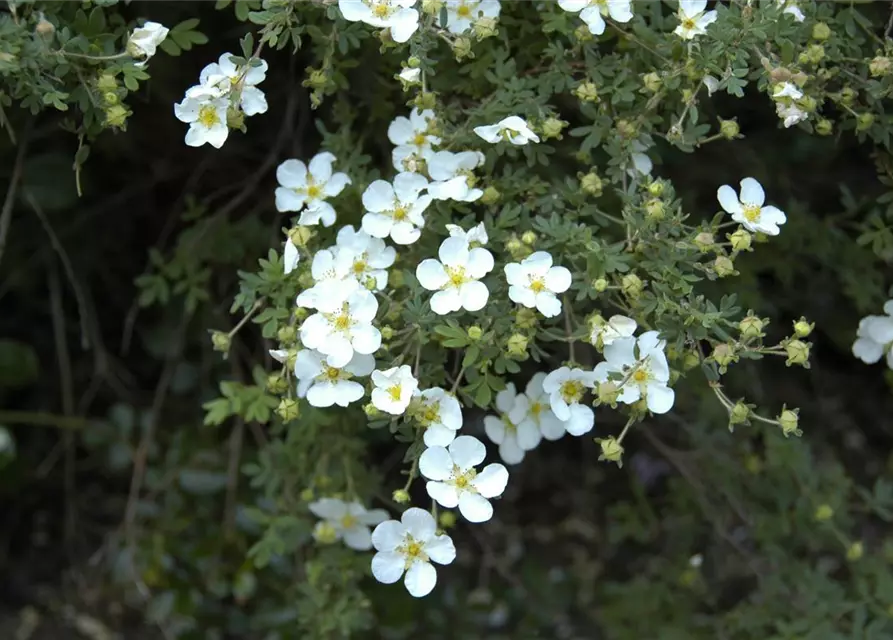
[545,266,572,293]
[565,404,594,436]
[371,520,406,551]
[419,446,453,481]
[535,292,562,318]
[515,420,542,451]
[362,180,396,213]
[342,525,373,550]
[430,289,463,315]
[739,178,765,207]
[308,151,335,183]
[277,159,308,189]
[853,337,884,364]
[426,481,460,508]
[448,435,486,470]
[460,281,489,312]
[416,259,449,291]
[308,497,347,520]
[717,185,741,215]
[424,424,457,447]
[646,383,675,414]
[362,212,393,238]
[404,561,436,597]
[401,507,436,540]
[424,534,456,564]
[467,247,495,279]
[458,493,493,523]
[472,463,509,498]
[484,415,507,445]
[499,438,526,465]
[371,551,405,584]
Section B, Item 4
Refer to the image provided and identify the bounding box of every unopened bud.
[506,333,529,358]
[515,308,537,329]
[682,351,700,371]
[580,171,603,197]
[480,186,501,205]
[784,339,810,366]
[847,541,863,561]
[839,87,857,107]
[811,22,831,41]
[792,318,814,338]
[814,504,834,522]
[815,118,833,136]
[574,24,593,42]
[452,36,473,60]
[574,82,599,103]
[210,330,231,353]
[856,112,875,132]
[616,119,636,139]
[870,56,892,77]
[806,44,825,64]
[647,180,665,197]
[541,116,566,140]
[621,273,643,299]
[593,277,608,293]
[729,229,752,252]
[729,401,751,430]
[299,487,314,501]
[467,325,483,341]
[472,16,498,39]
[392,489,411,504]
[596,436,624,467]
[276,398,300,423]
[380,325,394,341]
[645,198,665,221]
[714,255,735,277]
[719,118,740,140]
[36,18,55,36]
[712,343,737,369]
[694,231,715,251]
[266,373,288,394]
[226,107,245,130]
[739,315,765,340]
[642,71,661,93]
[521,230,537,245]
[777,407,801,437]
[97,73,118,92]
[105,104,129,128]
[438,511,457,528]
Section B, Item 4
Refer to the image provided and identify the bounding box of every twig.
[0,119,32,268]
[0,410,93,429]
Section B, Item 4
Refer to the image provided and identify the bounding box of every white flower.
[427,151,485,202]
[339,0,420,43]
[300,282,381,368]
[437,0,502,35]
[295,348,375,408]
[673,0,717,40]
[295,248,356,309]
[627,136,655,177]
[275,153,351,226]
[127,21,169,61]
[852,301,893,369]
[773,82,802,101]
[371,365,418,415]
[417,236,494,315]
[773,83,808,128]
[446,222,488,247]
[413,387,463,447]
[419,435,509,523]
[174,94,229,148]
[284,237,300,275]
[484,383,544,465]
[778,0,805,22]
[474,116,540,145]
[557,0,632,36]
[371,507,456,598]
[334,225,397,291]
[361,172,432,245]
[389,109,440,172]
[504,251,572,318]
[703,75,720,96]
[594,331,675,414]
[717,177,787,236]
[542,367,598,436]
[590,314,638,349]
[189,53,269,116]
[399,67,421,84]
[309,498,389,550]
[509,372,568,442]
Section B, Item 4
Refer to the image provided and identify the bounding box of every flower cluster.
[853,300,893,370]
[174,52,269,148]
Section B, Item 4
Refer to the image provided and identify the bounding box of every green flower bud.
[711,343,738,369]
[729,401,751,430]
[815,118,833,136]
[515,308,537,329]
[105,104,129,128]
[580,171,603,197]
[682,351,700,371]
[541,116,567,140]
[777,407,801,437]
[506,235,529,261]
[313,522,338,545]
[298,271,315,289]
[102,91,119,106]
[728,229,752,252]
[363,403,381,418]
[226,107,245,130]
[796,94,817,113]
[647,180,665,197]
[616,119,636,139]
[276,325,296,346]
[593,277,608,293]
[276,398,300,423]
[304,67,327,90]
[784,339,810,366]
[210,330,231,354]
[392,489,411,504]
[806,44,825,65]
[266,373,288,394]
[642,71,661,93]
[289,225,315,247]
[574,82,599,103]
[438,511,457,528]
[870,56,892,78]
[472,16,498,39]
[389,270,405,288]
[856,113,875,132]
[407,55,421,68]
[719,118,740,140]
[97,73,118,92]
[694,231,715,252]
[467,325,483,341]
[413,91,437,111]
[846,541,863,562]
[596,381,620,407]
[596,436,624,467]
[739,315,765,340]
[506,333,529,359]
[480,186,501,205]
[714,255,735,277]
[380,325,394,341]
[645,198,665,221]
[793,317,814,338]
[294,308,309,322]
[811,22,831,41]
[574,24,594,42]
[621,273,643,299]
[299,487,314,502]
[452,36,474,60]
[814,504,834,522]
[839,87,857,107]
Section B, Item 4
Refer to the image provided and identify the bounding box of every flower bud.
[711,343,737,370]
[438,511,457,528]
[806,44,825,64]
[299,487,314,502]
[506,333,529,358]
[541,116,566,140]
[683,351,700,371]
[615,119,636,139]
[467,325,483,341]
[856,113,875,132]
[815,118,833,136]
[452,36,474,60]
[210,330,231,353]
[592,277,608,293]
[313,522,338,545]
[97,73,118,92]
[647,180,665,197]
[645,198,665,221]
[521,230,537,245]
[36,17,55,36]
[380,325,394,341]
[870,56,892,78]
[480,185,501,205]
[719,118,740,140]
[276,398,300,423]
[621,273,643,299]
[777,407,801,437]
[574,82,599,103]
[515,308,537,329]
[473,16,498,39]
[413,91,437,111]
[226,107,245,130]
[839,87,857,107]
[846,541,863,562]
[729,401,751,429]
[363,403,381,418]
[784,339,810,366]
[814,504,834,522]
[392,488,411,504]
[580,171,603,197]
[266,373,288,394]
[506,234,529,261]
[713,255,736,277]
[294,308,309,322]
[298,271,314,289]
[105,104,129,128]
[811,22,831,41]
[596,436,624,467]
[102,91,119,106]
[694,231,715,252]
[739,315,765,340]
[596,381,620,407]
[574,24,593,42]
[793,317,814,338]
[728,229,752,252]
[642,71,661,93]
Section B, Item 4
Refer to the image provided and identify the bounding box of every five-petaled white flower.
[188,53,269,116]
[371,365,419,415]
[446,222,488,247]
[309,498,389,550]
[557,0,632,36]
[174,94,230,148]
[542,367,598,436]
[419,435,509,523]
[362,172,432,245]
[717,177,787,236]
[595,330,675,414]
[504,251,572,318]
[127,21,169,62]
[371,508,456,598]
[474,116,540,145]
[590,314,638,349]
[339,0,420,43]
[295,348,375,408]
[413,387,463,446]
[484,383,542,465]
[300,281,382,368]
[275,153,351,226]
[853,300,893,369]
[437,0,502,35]
[673,0,717,40]
[295,248,356,309]
[334,225,396,291]
[417,236,494,315]
[427,151,485,202]
[389,109,440,172]
[509,372,567,442]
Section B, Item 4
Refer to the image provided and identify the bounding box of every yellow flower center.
[306,183,322,199]
[388,384,403,401]
[456,4,472,18]
[393,206,408,221]
[417,401,441,426]
[742,204,761,222]
[197,105,219,128]
[341,514,358,529]
[529,401,543,418]
[371,2,392,18]
[452,466,477,490]
[633,369,648,383]
[352,259,368,276]
[560,380,584,404]
[321,365,342,382]
[529,276,546,293]
[681,17,697,30]
[399,536,428,568]
[333,313,351,331]
[446,266,468,288]
[412,132,428,147]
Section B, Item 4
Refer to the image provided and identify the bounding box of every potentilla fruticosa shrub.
[4,0,893,621]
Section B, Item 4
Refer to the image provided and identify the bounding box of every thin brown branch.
[0,119,32,267]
